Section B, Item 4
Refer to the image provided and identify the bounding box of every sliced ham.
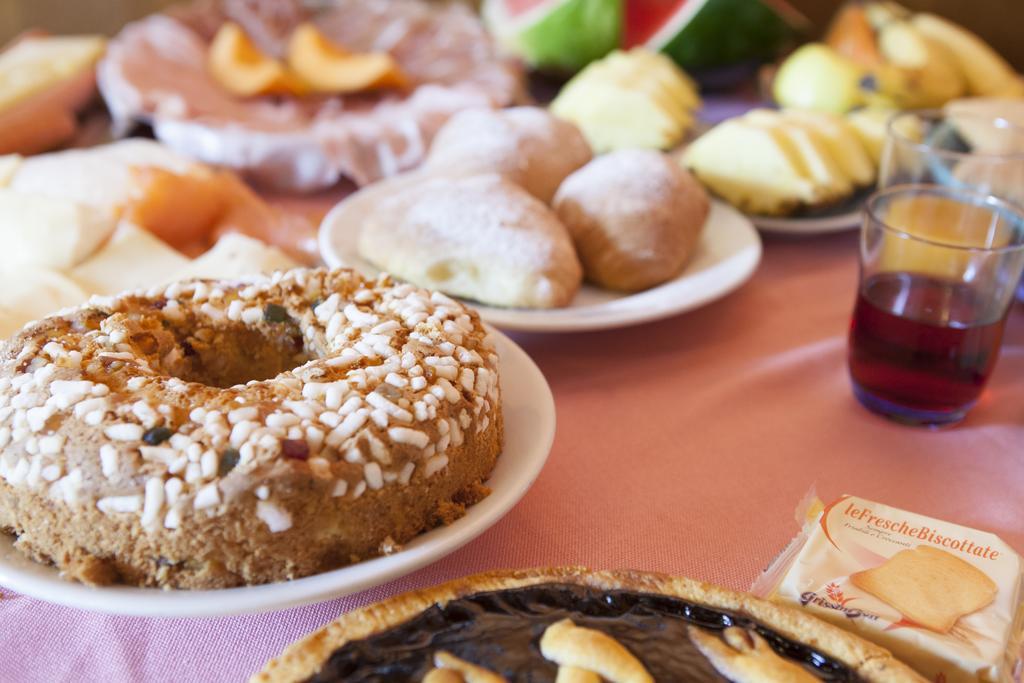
[98,0,524,192]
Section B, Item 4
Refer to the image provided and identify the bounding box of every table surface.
[0,26,1022,671]
[2,222,1022,682]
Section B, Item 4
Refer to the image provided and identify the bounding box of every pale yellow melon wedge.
[71,222,190,296]
[171,233,298,281]
[599,49,700,110]
[552,48,698,152]
[0,189,116,269]
[553,79,689,152]
[0,266,86,339]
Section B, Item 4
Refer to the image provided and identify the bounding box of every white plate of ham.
[321,199,762,333]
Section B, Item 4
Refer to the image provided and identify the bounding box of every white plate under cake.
[0,268,512,590]
[0,326,552,617]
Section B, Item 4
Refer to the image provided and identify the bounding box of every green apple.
[774,43,866,114]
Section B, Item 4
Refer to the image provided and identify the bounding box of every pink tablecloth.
[2,229,1023,682]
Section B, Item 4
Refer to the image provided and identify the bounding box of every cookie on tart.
[255,567,925,682]
[0,268,503,588]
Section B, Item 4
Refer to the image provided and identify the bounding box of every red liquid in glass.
[848,272,1008,415]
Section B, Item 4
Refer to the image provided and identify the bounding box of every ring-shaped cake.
[0,268,502,588]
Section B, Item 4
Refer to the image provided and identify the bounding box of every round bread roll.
[553,149,710,293]
[424,107,592,203]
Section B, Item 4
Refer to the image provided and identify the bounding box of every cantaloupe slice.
[208,22,307,97]
[286,23,407,94]
[124,166,228,251]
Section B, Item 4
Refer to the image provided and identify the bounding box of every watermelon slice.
[626,0,807,70]
[483,0,622,72]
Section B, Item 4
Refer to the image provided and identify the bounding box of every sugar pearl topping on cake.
[0,269,499,533]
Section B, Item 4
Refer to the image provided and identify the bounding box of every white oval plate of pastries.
[0,330,555,617]
[321,199,762,333]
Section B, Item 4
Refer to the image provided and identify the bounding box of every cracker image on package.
[850,546,998,633]
[753,494,1024,683]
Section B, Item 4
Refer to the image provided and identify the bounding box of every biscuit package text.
[753,494,1024,682]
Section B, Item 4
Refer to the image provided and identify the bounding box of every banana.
[872,20,965,108]
[911,13,1022,97]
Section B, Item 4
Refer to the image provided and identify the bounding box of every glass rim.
[886,109,1024,162]
[864,183,1024,255]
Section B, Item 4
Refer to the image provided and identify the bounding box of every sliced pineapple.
[781,109,876,186]
[551,48,700,153]
[845,107,895,165]
[682,118,819,216]
[745,109,854,205]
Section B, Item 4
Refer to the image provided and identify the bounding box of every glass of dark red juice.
[849,184,1024,426]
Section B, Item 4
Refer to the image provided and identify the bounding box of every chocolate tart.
[254,567,925,682]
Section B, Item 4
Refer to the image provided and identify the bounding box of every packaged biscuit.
[753,493,1024,682]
